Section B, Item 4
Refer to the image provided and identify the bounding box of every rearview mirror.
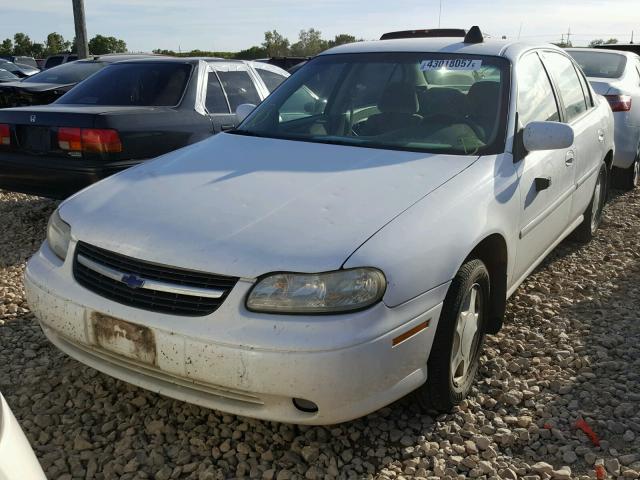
[235,103,256,123]
[523,121,574,152]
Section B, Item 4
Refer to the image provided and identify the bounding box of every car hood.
[61,133,478,278]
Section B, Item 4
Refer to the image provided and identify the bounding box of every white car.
[25,27,614,425]
[567,48,640,189]
[0,394,46,480]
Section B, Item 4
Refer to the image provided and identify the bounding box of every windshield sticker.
[420,59,483,71]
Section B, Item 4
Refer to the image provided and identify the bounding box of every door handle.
[565,151,575,166]
[535,177,552,191]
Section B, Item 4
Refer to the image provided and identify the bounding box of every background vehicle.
[0,69,19,83]
[0,54,153,108]
[595,43,640,56]
[0,393,46,480]
[0,58,288,198]
[0,60,39,79]
[25,31,614,424]
[0,55,39,70]
[568,48,640,189]
[43,53,78,69]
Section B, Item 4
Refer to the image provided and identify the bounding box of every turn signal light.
[604,94,632,112]
[58,128,122,153]
[0,123,10,146]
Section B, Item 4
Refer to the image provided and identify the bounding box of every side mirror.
[523,121,574,152]
[235,103,256,123]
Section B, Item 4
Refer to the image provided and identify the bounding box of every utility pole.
[566,26,571,47]
[438,0,442,28]
[72,0,89,58]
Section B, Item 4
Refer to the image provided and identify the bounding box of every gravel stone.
[1,187,640,478]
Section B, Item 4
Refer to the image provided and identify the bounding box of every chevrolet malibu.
[25,28,614,424]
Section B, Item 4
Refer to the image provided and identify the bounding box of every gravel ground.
[0,187,639,480]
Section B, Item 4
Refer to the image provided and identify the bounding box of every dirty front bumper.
[25,241,447,425]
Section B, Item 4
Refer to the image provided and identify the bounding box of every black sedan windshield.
[23,61,105,84]
[58,62,192,106]
[236,52,510,155]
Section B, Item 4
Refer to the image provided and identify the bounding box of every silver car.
[568,48,640,189]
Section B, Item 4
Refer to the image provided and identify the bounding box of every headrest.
[378,82,419,114]
[422,87,469,117]
[467,81,501,116]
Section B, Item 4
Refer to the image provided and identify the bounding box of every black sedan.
[0,54,154,108]
[0,57,288,198]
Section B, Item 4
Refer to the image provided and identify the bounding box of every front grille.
[73,242,238,316]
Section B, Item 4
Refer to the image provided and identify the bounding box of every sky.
[1,0,639,52]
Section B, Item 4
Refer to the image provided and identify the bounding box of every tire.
[415,259,490,413]
[573,163,607,243]
[613,156,639,191]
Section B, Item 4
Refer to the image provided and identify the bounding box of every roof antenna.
[464,26,484,44]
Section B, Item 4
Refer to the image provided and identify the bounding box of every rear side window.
[256,68,287,92]
[59,63,192,106]
[205,72,230,113]
[517,53,560,126]
[217,70,261,111]
[543,52,588,122]
[45,56,63,69]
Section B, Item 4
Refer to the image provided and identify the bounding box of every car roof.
[321,37,564,61]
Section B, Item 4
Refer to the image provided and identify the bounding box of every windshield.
[0,68,19,81]
[58,62,192,106]
[23,61,105,84]
[0,61,23,75]
[235,52,509,155]
[568,50,627,79]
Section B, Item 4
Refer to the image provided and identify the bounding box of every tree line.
[0,32,127,58]
[154,29,360,59]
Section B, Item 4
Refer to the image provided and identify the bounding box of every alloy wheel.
[450,283,482,389]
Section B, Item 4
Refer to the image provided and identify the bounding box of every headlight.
[47,209,71,261]
[246,268,386,314]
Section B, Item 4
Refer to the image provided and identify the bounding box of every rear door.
[541,50,605,222]
[203,65,236,133]
[513,51,575,281]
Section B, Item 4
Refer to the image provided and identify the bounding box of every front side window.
[217,70,261,111]
[58,63,192,106]
[236,52,510,155]
[24,61,105,84]
[568,50,627,79]
[543,52,588,122]
[517,52,560,126]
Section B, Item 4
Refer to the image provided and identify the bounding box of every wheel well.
[604,150,613,171]
[465,234,508,334]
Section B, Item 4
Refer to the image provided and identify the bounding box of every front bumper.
[0,151,140,199]
[25,242,447,425]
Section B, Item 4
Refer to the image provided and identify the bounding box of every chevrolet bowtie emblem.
[121,273,145,289]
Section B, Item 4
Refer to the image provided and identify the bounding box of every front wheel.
[415,259,490,413]
[573,163,607,243]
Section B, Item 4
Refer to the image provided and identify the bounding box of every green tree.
[0,38,12,56]
[13,32,33,55]
[327,34,357,48]
[44,32,71,56]
[290,28,328,56]
[31,42,44,58]
[235,45,268,60]
[88,34,127,55]
[262,30,290,57]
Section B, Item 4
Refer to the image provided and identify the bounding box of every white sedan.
[568,48,640,189]
[25,28,614,424]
